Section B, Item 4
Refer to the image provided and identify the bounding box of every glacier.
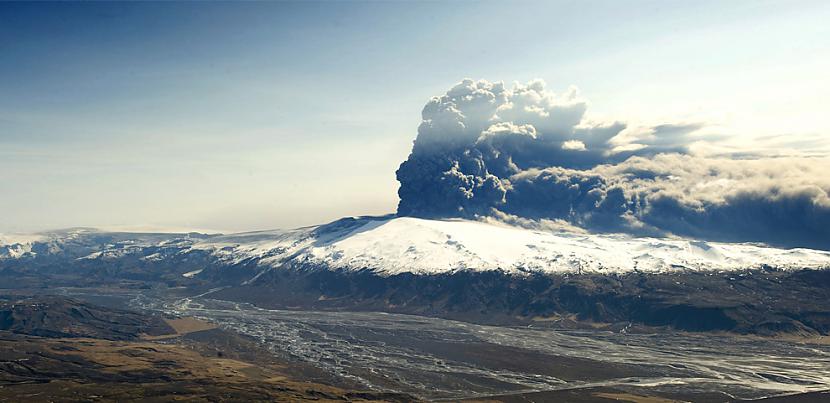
[2,216,830,276]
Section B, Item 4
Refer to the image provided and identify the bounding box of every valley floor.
[3,285,830,402]
[0,296,412,402]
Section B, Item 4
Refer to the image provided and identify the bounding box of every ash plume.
[396,79,830,250]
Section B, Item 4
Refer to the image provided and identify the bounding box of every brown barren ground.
[141,316,218,340]
[0,318,414,402]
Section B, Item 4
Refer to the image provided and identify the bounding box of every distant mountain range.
[2,216,830,336]
[3,215,829,275]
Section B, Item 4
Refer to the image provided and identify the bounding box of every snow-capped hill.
[0,233,49,259]
[3,216,830,276]
[193,216,830,276]
[0,228,205,261]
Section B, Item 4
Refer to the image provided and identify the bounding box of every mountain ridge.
[3,216,829,277]
[3,216,830,336]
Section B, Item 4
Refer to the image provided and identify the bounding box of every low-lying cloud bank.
[396,79,830,250]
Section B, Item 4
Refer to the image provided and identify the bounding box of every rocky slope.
[0,296,173,339]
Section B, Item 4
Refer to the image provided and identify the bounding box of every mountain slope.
[4,216,829,279]
[218,216,830,275]
[0,297,173,339]
[4,216,830,335]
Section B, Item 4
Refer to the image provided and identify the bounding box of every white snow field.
[4,216,829,276]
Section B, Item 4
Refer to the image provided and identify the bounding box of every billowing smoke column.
[396,79,830,250]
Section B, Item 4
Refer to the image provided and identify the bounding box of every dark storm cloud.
[396,79,830,250]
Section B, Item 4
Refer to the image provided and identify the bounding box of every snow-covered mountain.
[5,216,830,335]
[3,216,830,277]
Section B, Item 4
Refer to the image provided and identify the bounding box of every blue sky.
[1,1,828,233]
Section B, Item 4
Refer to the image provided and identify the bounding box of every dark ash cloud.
[396,79,830,250]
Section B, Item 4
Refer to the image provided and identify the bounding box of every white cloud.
[561,140,586,151]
